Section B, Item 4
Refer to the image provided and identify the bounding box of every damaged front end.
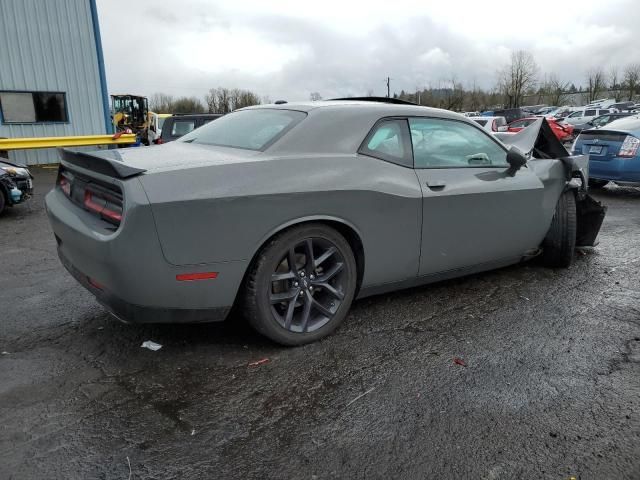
[495,118,606,247]
[0,160,34,212]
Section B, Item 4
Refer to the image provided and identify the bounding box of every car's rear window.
[473,119,488,126]
[171,120,196,137]
[179,109,306,150]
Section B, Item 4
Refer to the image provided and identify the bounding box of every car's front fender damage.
[496,117,607,247]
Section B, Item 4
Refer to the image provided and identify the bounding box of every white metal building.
[0,0,111,165]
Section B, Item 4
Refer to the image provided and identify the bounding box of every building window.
[0,91,68,123]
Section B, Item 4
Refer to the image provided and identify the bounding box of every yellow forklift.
[111,94,150,145]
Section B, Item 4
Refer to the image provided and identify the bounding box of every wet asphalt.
[1,168,639,480]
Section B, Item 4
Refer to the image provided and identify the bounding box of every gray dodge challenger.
[45,100,606,345]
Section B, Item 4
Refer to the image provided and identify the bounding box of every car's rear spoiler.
[58,148,146,179]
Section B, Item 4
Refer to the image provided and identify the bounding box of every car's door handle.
[426,180,446,189]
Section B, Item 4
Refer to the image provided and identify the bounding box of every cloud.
[96,0,640,101]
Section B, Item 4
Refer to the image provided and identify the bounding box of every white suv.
[469,116,508,133]
[562,108,614,126]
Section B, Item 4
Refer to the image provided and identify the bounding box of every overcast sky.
[97,0,640,101]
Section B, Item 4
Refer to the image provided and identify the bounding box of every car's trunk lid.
[59,142,263,178]
[576,130,627,161]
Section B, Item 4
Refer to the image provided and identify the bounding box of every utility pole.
[386,77,391,98]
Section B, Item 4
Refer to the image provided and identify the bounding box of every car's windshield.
[179,109,306,150]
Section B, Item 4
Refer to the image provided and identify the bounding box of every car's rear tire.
[588,179,608,189]
[542,190,577,268]
[242,224,357,346]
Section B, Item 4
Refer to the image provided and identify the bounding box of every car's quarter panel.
[139,152,423,287]
[45,161,245,321]
[415,166,547,275]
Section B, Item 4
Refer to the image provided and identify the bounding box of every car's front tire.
[542,190,577,268]
[242,224,357,346]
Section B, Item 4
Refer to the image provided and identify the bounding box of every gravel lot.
[1,168,639,479]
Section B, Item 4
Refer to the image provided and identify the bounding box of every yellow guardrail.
[0,134,137,150]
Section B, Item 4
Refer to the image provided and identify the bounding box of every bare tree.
[586,68,606,103]
[149,93,175,112]
[609,66,623,101]
[623,63,640,101]
[543,74,570,106]
[171,96,206,114]
[440,76,465,111]
[205,87,261,113]
[309,92,323,101]
[498,50,538,108]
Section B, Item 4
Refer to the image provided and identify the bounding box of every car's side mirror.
[497,125,509,132]
[506,146,527,176]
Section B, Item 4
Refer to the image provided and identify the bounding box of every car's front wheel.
[542,190,577,268]
[243,224,357,346]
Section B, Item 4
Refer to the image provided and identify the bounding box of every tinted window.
[171,120,196,136]
[409,118,508,168]
[568,111,583,118]
[0,91,67,123]
[473,119,488,126]
[359,119,411,166]
[510,119,533,128]
[592,116,609,126]
[585,109,597,116]
[179,109,305,150]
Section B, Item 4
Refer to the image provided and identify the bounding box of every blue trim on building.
[89,0,112,134]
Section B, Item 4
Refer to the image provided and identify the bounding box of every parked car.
[470,116,508,132]
[584,98,617,109]
[147,112,172,144]
[610,101,636,112]
[0,160,33,215]
[490,108,525,123]
[46,102,605,346]
[572,112,635,134]
[508,117,574,142]
[562,108,614,126]
[572,115,640,187]
[157,114,222,143]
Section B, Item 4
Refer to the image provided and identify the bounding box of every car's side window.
[172,120,196,136]
[409,118,509,169]
[359,118,412,167]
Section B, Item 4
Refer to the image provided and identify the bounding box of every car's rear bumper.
[58,248,230,323]
[589,155,640,183]
[45,187,247,323]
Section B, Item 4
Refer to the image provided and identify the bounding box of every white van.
[562,108,614,126]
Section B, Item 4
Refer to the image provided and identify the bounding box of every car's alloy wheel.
[269,237,347,333]
[243,224,357,345]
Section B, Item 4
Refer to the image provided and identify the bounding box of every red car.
[508,117,574,141]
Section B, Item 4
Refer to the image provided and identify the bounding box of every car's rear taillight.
[619,135,640,158]
[83,187,123,225]
[58,176,71,196]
